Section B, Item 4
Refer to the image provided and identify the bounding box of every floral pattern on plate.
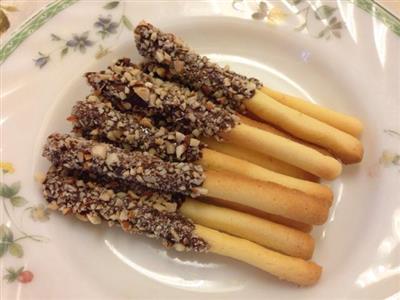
[380,130,400,169]
[0,162,49,284]
[34,1,133,68]
[232,0,343,39]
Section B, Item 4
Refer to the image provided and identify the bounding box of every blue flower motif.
[33,52,50,68]
[66,31,94,53]
[94,15,119,39]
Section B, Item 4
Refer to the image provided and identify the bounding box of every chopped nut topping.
[105,152,119,166]
[71,97,203,162]
[173,60,185,73]
[135,22,262,111]
[75,214,88,222]
[42,133,205,197]
[87,213,102,225]
[139,117,153,128]
[85,59,238,138]
[47,201,58,210]
[42,167,208,252]
[175,131,185,143]
[190,138,200,147]
[175,144,186,159]
[91,144,107,159]
[100,190,112,201]
[133,87,150,101]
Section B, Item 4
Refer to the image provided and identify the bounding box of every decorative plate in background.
[1,0,399,299]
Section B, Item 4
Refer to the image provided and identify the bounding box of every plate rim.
[0,0,399,298]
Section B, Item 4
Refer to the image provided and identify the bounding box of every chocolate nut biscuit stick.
[86,60,342,179]
[43,134,329,225]
[43,168,321,285]
[135,21,363,164]
[70,97,332,203]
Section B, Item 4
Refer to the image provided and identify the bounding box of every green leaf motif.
[0,224,13,256]
[8,243,23,258]
[11,181,21,194]
[384,129,400,138]
[252,12,266,20]
[103,1,119,10]
[288,0,303,5]
[0,242,8,257]
[51,33,61,41]
[330,21,343,30]
[329,17,337,25]
[0,182,18,198]
[3,267,23,283]
[0,224,14,242]
[122,15,133,30]
[61,47,69,57]
[0,9,10,34]
[294,22,307,32]
[259,2,268,13]
[315,5,336,20]
[318,29,326,38]
[10,196,27,207]
[98,30,108,39]
[0,183,7,197]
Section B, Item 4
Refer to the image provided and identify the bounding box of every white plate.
[1,0,399,299]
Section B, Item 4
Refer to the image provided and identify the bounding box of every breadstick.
[239,114,291,137]
[201,148,332,203]
[87,61,341,179]
[239,114,332,156]
[203,170,329,225]
[44,134,328,224]
[135,22,363,164]
[200,197,313,233]
[70,99,327,199]
[65,106,332,216]
[180,198,315,259]
[72,94,314,181]
[70,96,322,189]
[258,211,313,233]
[195,225,322,286]
[202,137,317,181]
[70,101,328,198]
[45,167,320,285]
[223,124,342,180]
[261,86,363,137]
[246,92,364,164]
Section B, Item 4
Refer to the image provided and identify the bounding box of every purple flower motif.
[94,15,119,38]
[33,52,50,68]
[66,31,94,53]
